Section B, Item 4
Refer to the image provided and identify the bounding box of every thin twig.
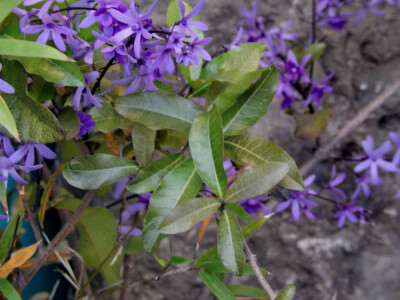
[19,186,42,246]
[299,78,400,176]
[22,189,98,290]
[243,241,275,300]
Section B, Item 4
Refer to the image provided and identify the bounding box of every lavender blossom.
[73,71,103,109]
[11,143,56,166]
[80,0,127,29]
[351,175,381,200]
[0,135,15,157]
[284,50,311,83]
[119,192,150,236]
[275,174,318,221]
[21,13,76,52]
[323,165,347,201]
[354,135,397,184]
[305,73,334,107]
[0,64,15,94]
[389,132,400,166]
[0,153,42,188]
[239,196,271,215]
[77,111,95,137]
[177,0,208,38]
[334,201,371,228]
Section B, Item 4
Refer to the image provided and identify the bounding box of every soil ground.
[108,1,400,299]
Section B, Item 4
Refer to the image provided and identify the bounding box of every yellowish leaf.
[0,242,39,278]
[104,132,120,156]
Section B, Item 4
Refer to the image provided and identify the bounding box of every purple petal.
[291,200,300,221]
[51,30,66,52]
[354,160,371,173]
[80,13,97,28]
[0,79,15,94]
[178,0,185,18]
[36,29,50,44]
[34,144,56,159]
[275,200,291,213]
[119,225,142,236]
[185,0,204,20]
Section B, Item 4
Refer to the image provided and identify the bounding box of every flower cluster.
[229,2,334,110]
[316,0,398,31]
[274,133,400,228]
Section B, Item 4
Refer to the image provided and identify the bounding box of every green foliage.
[224,162,290,203]
[0,214,21,263]
[114,91,202,133]
[131,122,156,168]
[63,154,138,189]
[89,102,134,132]
[189,109,227,199]
[0,0,23,23]
[56,199,121,284]
[127,154,184,193]
[221,66,279,135]
[217,210,245,275]
[158,197,220,234]
[170,256,194,265]
[227,285,269,298]
[199,270,236,300]
[143,158,202,253]
[0,278,21,300]
[0,95,19,141]
[276,285,296,300]
[58,107,81,140]
[224,134,304,190]
[1,94,64,143]
[294,105,331,139]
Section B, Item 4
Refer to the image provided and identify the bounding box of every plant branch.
[243,241,275,300]
[299,78,400,176]
[22,189,98,290]
[19,186,42,247]
[91,58,115,94]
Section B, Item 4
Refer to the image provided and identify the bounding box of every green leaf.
[89,102,133,132]
[0,95,19,141]
[127,154,184,193]
[199,271,236,300]
[158,197,220,234]
[27,75,55,104]
[227,285,268,298]
[153,254,168,267]
[217,210,245,275]
[242,217,268,239]
[294,43,326,65]
[276,285,296,300]
[0,278,21,300]
[114,91,202,133]
[0,0,23,23]
[199,43,265,82]
[224,163,290,204]
[143,158,202,253]
[63,154,138,190]
[60,140,86,163]
[0,39,72,61]
[189,109,227,199]
[171,256,194,265]
[0,214,21,263]
[224,134,304,190]
[213,70,262,113]
[13,56,84,87]
[225,203,253,223]
[294,105,331,139]
[1,94,64,143]
[158,129,187,148]
[221,66,279,135]
[58,106,80,140]
[56,199,121,284]
[124,237,145,255]
[131,122,156,168]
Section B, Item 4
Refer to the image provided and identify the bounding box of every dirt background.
[108,1,400,299]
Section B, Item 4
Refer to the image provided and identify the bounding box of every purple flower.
[396,189,400,199]
[110,0,157,58]
[11,143,56,166]
[0,214,9,220]
[67,36,95,65]
[275,174,318,221]
[334,201,371,228]
[389,132,400,166]
[351,175,381,200]
[0,135,15,157]
[284,50,311,83]
[305,72,334,107]
[77,111,95,137]
[177,0,208,38]
[22,0,63,18]
[354,135,397,184]
[323,165,347,201]
[353,0,385,26]
[22,13,76,52]
[0,154,42,188]
[119,192,151,236]
[73,71,103,109]
[0,64,15,94]
[239,196,271,215]
[80,0,127,29]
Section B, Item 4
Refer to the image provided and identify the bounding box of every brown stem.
[243,241,275,300]
[299,78,400,176]
[120,254,133,300]
[19,186,42,246]
[22,189,98,290]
